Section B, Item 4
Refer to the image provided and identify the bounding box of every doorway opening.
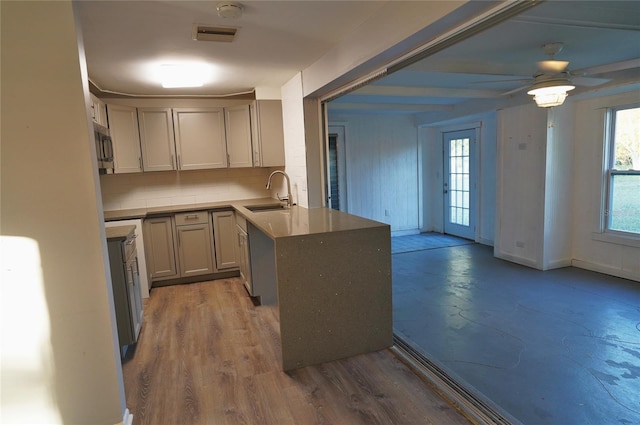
[326,125,348,212]
[327,134,340,210]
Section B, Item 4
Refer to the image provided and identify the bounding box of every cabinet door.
[212,211,238,270]
[107,104,143,173]
[225,104,253,168]
[138,108,176,171]
[251,100,285,167]
[173,108,227,170]
[90,93,108,127]
[235,224,252,294]
[143,216,179,281]
[177,223,215,277]
[107,240,134,348]
[129,256,144,340]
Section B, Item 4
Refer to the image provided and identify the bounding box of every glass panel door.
[443,129,476,240]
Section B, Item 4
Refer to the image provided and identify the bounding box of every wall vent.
[192,25,237,42]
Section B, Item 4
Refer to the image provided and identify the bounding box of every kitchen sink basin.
[244,204,289,213]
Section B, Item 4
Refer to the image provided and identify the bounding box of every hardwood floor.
[122,278,470,425]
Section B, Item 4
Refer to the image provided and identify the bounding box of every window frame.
[603,103,640,239]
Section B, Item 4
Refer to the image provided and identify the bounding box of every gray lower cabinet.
[143,216,179,281]
[211,210,238,270]
[175,211,215,277]
[107,226,143,357]
[144,210,235,285]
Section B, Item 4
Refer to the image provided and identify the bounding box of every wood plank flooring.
[122,278,471,425]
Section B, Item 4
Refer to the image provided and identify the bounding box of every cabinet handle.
[185,214,199,220]
[227,153,230,167]
[138,157,143,171]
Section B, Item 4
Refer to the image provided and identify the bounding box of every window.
[606,104,640,235]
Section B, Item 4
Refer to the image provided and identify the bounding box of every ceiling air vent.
[192,24,237,42]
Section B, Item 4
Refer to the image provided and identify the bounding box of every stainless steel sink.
[244,204,288,213]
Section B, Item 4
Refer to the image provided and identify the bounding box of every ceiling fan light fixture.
[527,78,575,108]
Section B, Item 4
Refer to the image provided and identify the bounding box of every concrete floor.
[392,241,640,425]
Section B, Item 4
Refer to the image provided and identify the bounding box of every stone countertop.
[105,225,136,241]
[103,198,279,221]
[234,205,387,239]
[104,198,388,240]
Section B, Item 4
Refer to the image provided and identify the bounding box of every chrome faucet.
[266,170,293,208]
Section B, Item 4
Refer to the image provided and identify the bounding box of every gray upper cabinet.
[138,107,176,172]
[107,104,143,174]
[103,101,284,173]
[251,100,285,167]
[224,104,253,168]
[173,108,228,170]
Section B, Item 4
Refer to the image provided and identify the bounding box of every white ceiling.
[77,0,640,118]
[334,0,640,120]
[76,1,388,96]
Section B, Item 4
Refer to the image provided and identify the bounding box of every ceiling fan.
[512,42,577,107]
[473,42,639,107]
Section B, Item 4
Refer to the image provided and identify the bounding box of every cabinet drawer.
[175,210,208,225]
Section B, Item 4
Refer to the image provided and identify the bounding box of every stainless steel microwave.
[94,122,114,174]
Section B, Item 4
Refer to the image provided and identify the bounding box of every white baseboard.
[571,259,640,282]
[477,237,493,246]
[120,408,133,425]
[494,250,540,269]
[542,258,572,271]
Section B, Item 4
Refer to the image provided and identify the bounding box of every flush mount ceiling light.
[527,75,575,108]
[216,2,243,19]
[158,63,209,88]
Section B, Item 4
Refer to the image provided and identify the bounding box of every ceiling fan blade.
[468,78,532,85]
[574,58,640,76]
[501,85,529,96]
[571,75,611,86]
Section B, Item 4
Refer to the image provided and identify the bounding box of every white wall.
[495,103,548,268]
[1,1,124,423]
[280,73,309,208]
[100,168,273,211]
[328,114,419,232]
[572,90,640,281]
[542,105,574,269]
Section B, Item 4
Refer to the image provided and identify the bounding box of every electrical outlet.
[385,209,390,217]
[516,241,525,248]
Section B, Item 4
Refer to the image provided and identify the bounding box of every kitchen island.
[105,199,392,371]
[234,205,392,371]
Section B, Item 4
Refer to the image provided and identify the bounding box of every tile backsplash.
[100,168,275,211]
